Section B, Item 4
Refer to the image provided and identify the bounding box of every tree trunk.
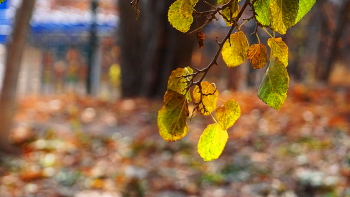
[316,0,350,82]
[320,0,350,82]
[86,0,98,95]
[117,0,195,98]
[0,0,36,153]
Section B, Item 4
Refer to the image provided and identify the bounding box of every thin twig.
[190,0,235,34]
[203,0,216,9]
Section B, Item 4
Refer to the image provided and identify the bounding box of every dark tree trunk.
[118,0,195,98]
[86,0,99,95]
[0,0,36,153]
[285,26,305,81]
[316,0,350,82]
[320,0,350,81]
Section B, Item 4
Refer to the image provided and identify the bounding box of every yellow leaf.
[158,90,189,141]
[215,99,241,130]
[193,82,218,115]
[167,67,193,102]
[198,123,228,161]
[269,0,299,34]
[247,44,268,69]
[221,31,250,67]
[267,37,288,67]
[180,0,197,17]
[220,0,239,26]
[168,0,198,33]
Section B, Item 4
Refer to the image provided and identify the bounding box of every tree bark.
[117,0,195,98]
[0,0,36,153]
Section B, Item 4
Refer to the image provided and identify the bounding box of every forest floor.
[0,84,349,197]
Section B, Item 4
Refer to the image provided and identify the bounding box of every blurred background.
[0,0,119,98]
[0,0,349,197]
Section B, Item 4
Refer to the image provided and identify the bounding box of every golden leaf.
[221,31,250,67]
[158,90,189,141]
[198,123,228,161]
[220,0,239,26]
[216,99,241,130]
[269,0,299,34]
[267,37,288,67]
[193,82,218,115]
[168,0,198,33]
[167,67,193,102]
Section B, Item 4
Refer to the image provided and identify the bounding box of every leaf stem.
[262,27,273,38]
[211,113,218,123]
[256,32,261,44]
[238,20,248,31]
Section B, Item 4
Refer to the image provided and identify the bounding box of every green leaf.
[198,123,228,161]
[216,99,241,130]
[267,37,288,67]
[221,31,250,67]
[254,0,271,26]
[254,0,315,34]
[158,90,189,141]
[269,0,299,34]
[258,57,289,111]
[193,82,218,115]
[167,67,193,102]
[295,0,316,24]
[168,0,198,33]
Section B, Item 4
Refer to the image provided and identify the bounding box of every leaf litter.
[0,85,349,197]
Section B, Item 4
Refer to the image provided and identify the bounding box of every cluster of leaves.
[157,67,241,161]
[133,0,316,161]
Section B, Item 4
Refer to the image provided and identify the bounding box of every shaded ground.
[0,84,349,197]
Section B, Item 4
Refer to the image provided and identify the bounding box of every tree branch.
[184,0,251,114]
[191,0,236,34]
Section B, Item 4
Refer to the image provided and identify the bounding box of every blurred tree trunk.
[316,0,350,82]
[86,0,98,95]
[286,1,322,83]
[117,0,196,98]
[0,0,36,153]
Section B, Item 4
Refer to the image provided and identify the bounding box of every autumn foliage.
[134,0,318,160]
